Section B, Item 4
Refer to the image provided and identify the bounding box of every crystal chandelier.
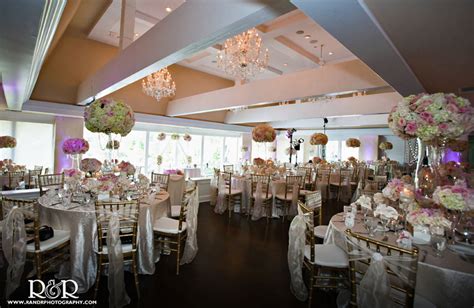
[142,67,176,101]
[217,28,269,80]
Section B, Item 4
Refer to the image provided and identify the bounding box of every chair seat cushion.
[304,244,348,268]
[275,193,294,201]
[314,225,328,239]
[171,205,181,218]
[153,217,186,234]
[96,243,135,255]
[252,192,272,200]
[26,229,70,252]
[224,189,242,196]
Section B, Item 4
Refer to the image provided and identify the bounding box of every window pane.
[0,120,13,160]
[14,122,54,169]
[83,130,107,162]
[177,135,202,169]
[117,130,147,171]
[325,141,339,161]
[224,137,239,165]
[341,143,359,160]
[147,132,175,173]
[202,136,223,171]
[251,140,271,160]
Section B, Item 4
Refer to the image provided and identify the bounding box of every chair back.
[43,167,49,175]
[8,171,25,189]
[316,168,330,188]
[297,201,315,262]
[38,173,64,196]
[305,190,323,225]
[27,169,42,188]
[220,172,233,194]
[34,165,43,172]
[297,167,313,187]
[285,175,303,198]
[1,198,40,251]
[95,200,140,253]
[223,165,234,173]
[345,229,419,308]
[339,169,352,186]
[251,174,270,199]
[178,186,196,231]
[151,172,170,191]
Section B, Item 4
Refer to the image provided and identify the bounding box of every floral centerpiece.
[164,169,184,175]
[80,158,102,174]
[346,138,361,148]
[310,133,328,145]
[253,157,265,166]
[62,138,89,155]
[157,133,166,141]
[84,98,135,137]
[171,133,180,140]
[64,168,82,190]
[379,141,393,150]
[312,157,325,164]
[252,124,276,143]
[97,174,118,192]
[183,134,192,142]
[382,178,405,201]
[156,155,163,165]
[388,93,473,143]
[117,161,136,176]
[406,208,451,228]
[0,136,16,148]
[285,147,296,155]
[433,180,470,211]
[106,140,120,150]
[447,139,468,152]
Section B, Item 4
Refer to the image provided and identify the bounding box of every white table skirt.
[39,192,170,293]
[325,212,474,307]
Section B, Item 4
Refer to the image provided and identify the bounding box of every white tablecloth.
[325,212,474,307]
[184,168,201,178]
[39,192,170,293]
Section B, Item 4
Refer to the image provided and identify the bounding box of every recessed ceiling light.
[283,63,288,66]
[166,7,172,12]
[296,30,304,34]
[328,51,334,55]
[304,35,311,39]
[134,33,139,37]
[310,40,318,44]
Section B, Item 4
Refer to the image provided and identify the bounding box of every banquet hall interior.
[0,0,473,307]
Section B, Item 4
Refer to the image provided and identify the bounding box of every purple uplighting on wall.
[443,148,462,164]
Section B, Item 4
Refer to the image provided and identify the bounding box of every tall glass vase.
[70,154,81,170]
[414,138,444,199]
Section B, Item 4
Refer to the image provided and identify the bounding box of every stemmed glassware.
[430,225,447,257]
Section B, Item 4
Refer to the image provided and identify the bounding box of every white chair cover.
[345,234,417,308]
[180,187,200,265]
[2,206,27,298]
[214,177,226,214]
[288,184,299,216]
[107,212,130,308]
[251,182,265,220]
[287,209,308,301]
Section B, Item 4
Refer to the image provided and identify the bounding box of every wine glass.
[430,225,447,257]
[366,217,378,237]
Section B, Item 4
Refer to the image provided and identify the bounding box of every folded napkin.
[373,192,385,206]
[374,204,398,220]
[356,195,372,210]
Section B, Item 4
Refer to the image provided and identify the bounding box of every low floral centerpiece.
[164,169,184,175]
[382,178,406,202]
[84,98,135,137]
[252,124,276,143]
[157,133,166,141]
[406,208,451,228]
[310,133,328,145]
[0,136,16,148]
[379,141,393,150]
[117,161,136,176]
[346,138,361,148]
[312,157,325,164]
[62,138,89,155]
[253,157,265,166]
[97,174,118,192]
[80,158,102,175]
[433,180,471,211]
[64,168,82,190]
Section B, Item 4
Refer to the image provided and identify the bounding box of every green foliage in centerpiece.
[84,98,135,136]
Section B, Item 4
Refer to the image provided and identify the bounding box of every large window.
[325,140,340,161]
[0,120,54,169]
[341,143,359,160]
[203,136,224,170]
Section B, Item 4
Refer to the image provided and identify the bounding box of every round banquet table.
[39,191,170,293]
[325,212,474,307]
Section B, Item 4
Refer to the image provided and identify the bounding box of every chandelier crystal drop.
[217,28,269,80]
[142,67,176,101]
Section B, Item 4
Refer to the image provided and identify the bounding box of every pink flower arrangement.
[407,208,451,228]
[64,168,81,178]
[84,98,135,137]
[252,124,276,143]
[97,174,118,192]
[389,93,474,142]
[80,158,102,173]
[382,178,405,201]
[0,136,17,148]
[433,180,471,211]
[62,138,89,155]
[117,161,136,176]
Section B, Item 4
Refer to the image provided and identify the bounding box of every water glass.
[430,226,447,257]
[343,206,352,218]
[366,217,378,237]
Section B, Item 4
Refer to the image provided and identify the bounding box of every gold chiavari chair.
[171,180,197,218]
[330,169,353,202]
[223,164,234,173]
[315,167,331,199]
[7,171,25,190]
[299,201,349,308]
[275,175,303,221]
[94,200,140,299]
[344,229,430,308]
[249,174,272,221]
[153,186,197,275]
[218,172,243,218]
[33,165,43,172]
[27,169,42,189]
[1,198,70,280]
[43,167,49,175]
[151,172,170,191]
[297,166,313,190]
[38,173,64,196]
[304,191,328,241]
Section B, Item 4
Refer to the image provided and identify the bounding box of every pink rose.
[405,121,418,134]
[438,123,448,131]
[398,118,406,127]
[420,111,433,123]
[447,103,459,113]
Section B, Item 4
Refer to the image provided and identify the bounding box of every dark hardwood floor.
[1,200,343,308]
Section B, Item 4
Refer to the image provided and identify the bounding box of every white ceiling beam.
[270,113,389,129]
[224,92,401,124]
[77,0,295,104]
[166,60,388,116]
[256,9,306,33]
[0,0,66,111]
[274,35,322,65]
[290,0,424,96]
[119,0,136,50]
